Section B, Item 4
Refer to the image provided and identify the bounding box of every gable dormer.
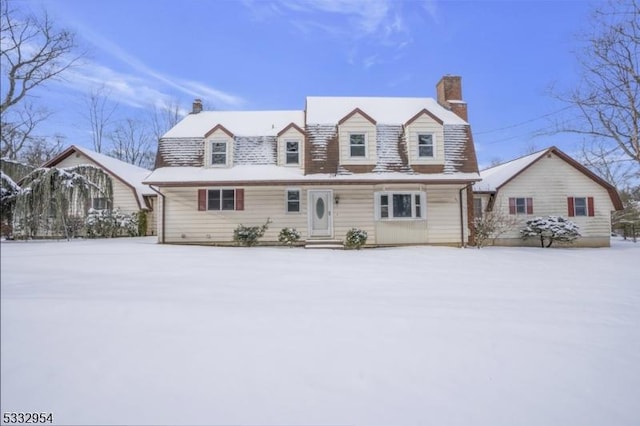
[404,109,445,166]
[277,122,305,170]
[204,124,234,167]
[337,108,377,166]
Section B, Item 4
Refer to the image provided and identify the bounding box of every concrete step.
[304,239,344,249]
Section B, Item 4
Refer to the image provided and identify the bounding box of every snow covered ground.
[1,237,639,426]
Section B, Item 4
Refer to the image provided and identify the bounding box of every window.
[568,196,594,217]
[350,133,366,157]
[286,189,300,213]
[210,141,227,165]
[508,197,533,215]
[207,189,235,210]
[285,141,299,165]
[474,198,483,219]
[92,197,110,210]
[376,192,425,220]
[418,134,434,158]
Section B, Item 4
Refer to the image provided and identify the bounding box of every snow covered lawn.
[1,238,639,426]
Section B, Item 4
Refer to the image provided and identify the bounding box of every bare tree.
[83,86,118,153]
[108,118,155,169]
[22,134,64,166]
[149,99,183,142]
[555,0,640,171]
[0,103,52,159]
[1,0,82,160]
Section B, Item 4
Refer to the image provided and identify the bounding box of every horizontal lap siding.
[163,186,308,243]
[496,153,614,240]
[160,184,464,245]
[54,154,140,213]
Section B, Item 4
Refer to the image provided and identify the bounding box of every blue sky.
[18,0,596,168]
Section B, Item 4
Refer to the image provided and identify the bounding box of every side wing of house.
[487,150,619,247]
[52,151,142,214]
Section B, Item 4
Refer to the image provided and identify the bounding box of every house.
[473,146,624,247]
[144,76,480,247]
[43,145,157,235]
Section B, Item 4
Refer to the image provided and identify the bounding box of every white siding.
[54,152,140,213]
[492,153,615,246]
[338,113,377,165]
[159,183,466,246]
[277,127,305,170]
[405,113,445,166]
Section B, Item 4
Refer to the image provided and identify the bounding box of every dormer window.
[350,133,366,157]
[418,134,434,158]
[286,140,300,165]
[210,141,227,166]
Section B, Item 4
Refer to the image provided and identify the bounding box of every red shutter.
[526,198,533,215]
[587,196,595,217]
[235,188,244,211]
[567,197,575,217]
[508,198,516,215]
[198,189,207,211]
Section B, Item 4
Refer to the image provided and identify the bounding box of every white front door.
[308,190,332,238]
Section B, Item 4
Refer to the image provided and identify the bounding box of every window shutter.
[374,192,381,220]
[526,198,533,215]
[235,188,244,211]
[587,196,595,217]
[198,189,207,211]
[508,198,516,215]
[567,197,575,217]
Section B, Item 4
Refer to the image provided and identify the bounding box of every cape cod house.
[144,76,480,247]
[44,145,157,235]
[472,146,624,247]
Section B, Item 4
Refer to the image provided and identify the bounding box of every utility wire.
[474,105,573,135]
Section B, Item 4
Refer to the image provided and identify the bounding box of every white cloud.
[57,25,244,111]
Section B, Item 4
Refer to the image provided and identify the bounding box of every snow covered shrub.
[473,211,518,248]
[278,227,301,246]
[85,208,139,238]
[520,215,580,248]
[233,218,271,247]
[345,228,368,249]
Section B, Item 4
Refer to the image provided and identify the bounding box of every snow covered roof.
[305,97,468,125]
[474,149,548,192]
[144,166,480,185]
[44,146,155,209]
[162,111,305,138]
[474,146,624,210]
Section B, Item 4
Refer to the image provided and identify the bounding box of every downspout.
[149,185,165,244]
[459,184,472,248]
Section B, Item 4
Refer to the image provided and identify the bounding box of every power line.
[474,106,572,135]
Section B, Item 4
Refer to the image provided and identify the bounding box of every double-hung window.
[210,141,227,166]
[208,189,236,210]
[350,133,366,157]
[568,196,594,217]
[286,141,299,165]
[198,188,244,211]
[376,192,425,220]
[286,189,300,213]
[508,197,533,215]
[92,197,110,210]
[418,134,434,158]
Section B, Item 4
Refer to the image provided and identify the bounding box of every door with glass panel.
[308,190,332,237]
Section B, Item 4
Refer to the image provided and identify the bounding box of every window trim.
[508,197,533,215]
[209,139,228,167]
[92,197,111,210]
[349,132,367,158]
[285,140,300,165]
[285,188,301,213]
[206,188,236,211]
[417,133,435,159]
[375,191,426,221]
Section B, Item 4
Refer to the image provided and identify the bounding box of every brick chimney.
[192,98,203,114]
[436,75,468,121]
